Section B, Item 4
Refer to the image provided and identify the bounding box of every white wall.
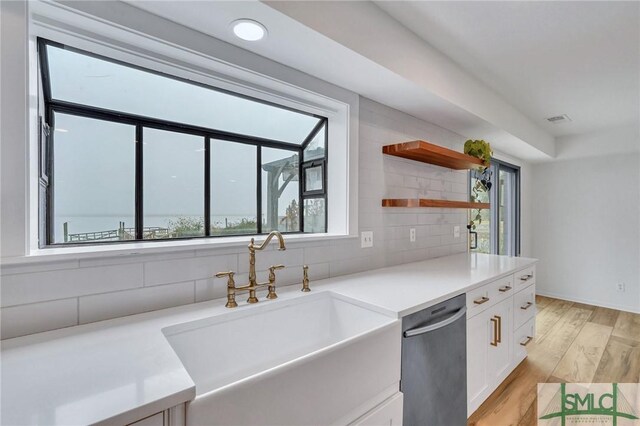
[0,1,29,258]
[532,147,640,313]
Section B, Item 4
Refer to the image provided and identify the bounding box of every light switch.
[361,231,374,248]
[454,226,460,238]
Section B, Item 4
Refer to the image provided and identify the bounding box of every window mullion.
[135,125,144,240]
[299,147,304,232]
[257,145,262,234]
[46,108,55,245]
[204,136,211,237]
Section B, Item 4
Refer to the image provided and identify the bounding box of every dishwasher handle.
[403,306,467,338]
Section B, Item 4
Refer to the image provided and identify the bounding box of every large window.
[470,159,520,256]
[38,40,328,246]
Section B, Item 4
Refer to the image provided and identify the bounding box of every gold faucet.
[215,231,287,308]
[248,231,286,290]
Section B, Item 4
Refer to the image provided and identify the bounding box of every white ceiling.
[120,1,638,159]
[125,0,558,160]
[376,1,640,137]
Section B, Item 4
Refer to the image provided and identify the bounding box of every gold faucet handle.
[215,271,235,279]
[216,271,238,308]
[268,264,285,283]
[266,265,284,300]
[215,271,236,287]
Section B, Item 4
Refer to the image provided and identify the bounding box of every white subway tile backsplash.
[304,245,334,265]
[237,248,302,274]
[78,250,196,268]
[1,298,77,339]
[143,254,237,286]
[452,182,468,194]
[1,260,79,276]
[1,264,143,307]
[79,281,195,324]
[195,276,230,303]
[331,256,373,277]
[304,262,330,282]
[417,214,445,225]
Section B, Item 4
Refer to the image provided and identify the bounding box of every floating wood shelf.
[382,199,490,209]
[382,140,485,170]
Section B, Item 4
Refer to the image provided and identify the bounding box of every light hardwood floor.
[467,296,640,426]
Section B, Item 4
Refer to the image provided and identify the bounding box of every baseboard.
[536,290,640,314]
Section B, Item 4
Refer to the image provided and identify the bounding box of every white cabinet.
[514,282,536,329]
[467,306,491,409]
[513,265,535,292]
[466,266,536,417]
[466,297,512,414]
[489,298,513,383]
[513,316,535,364]
[351,393,403,426]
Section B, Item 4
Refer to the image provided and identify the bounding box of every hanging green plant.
[464,139,493,239]
[464,139,493,170]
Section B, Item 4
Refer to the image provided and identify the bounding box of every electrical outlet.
[361,231,374,248]
[617,282,626,292]
[410,228,416,242]
[454,226,460,238]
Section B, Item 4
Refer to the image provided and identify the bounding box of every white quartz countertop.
[0,253,536,425]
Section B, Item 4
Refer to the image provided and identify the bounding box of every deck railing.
[64,222,171,242]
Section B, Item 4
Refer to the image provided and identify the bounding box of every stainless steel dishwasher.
[400,294,467,426]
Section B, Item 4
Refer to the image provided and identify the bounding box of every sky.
[48,44,320,239]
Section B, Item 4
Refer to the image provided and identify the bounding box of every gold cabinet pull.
[495,315,502,343]
[490,317,498,346]
[498,285,512,293]
[520,301,533,310]
[520,336,533,346]
[520,274,533,281]
[474,296,490,305]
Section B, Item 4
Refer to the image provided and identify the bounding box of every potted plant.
[464,140,493,248]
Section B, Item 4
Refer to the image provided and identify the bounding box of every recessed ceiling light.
[231,19,267,41]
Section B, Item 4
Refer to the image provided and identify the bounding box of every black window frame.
[37,38,329,247]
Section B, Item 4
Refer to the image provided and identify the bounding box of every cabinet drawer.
[467,275,513,318]
[467,283,494,318]
[513,283,536,329]
[492,274,515,303]
[514,266,536,292]
[513,316,535,364]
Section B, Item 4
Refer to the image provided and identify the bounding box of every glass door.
[470,159,520,256]
[497,164,519,255]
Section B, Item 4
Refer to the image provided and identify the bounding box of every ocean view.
[55,214,256,237]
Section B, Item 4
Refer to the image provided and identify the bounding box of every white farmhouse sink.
[162,291,401,425]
